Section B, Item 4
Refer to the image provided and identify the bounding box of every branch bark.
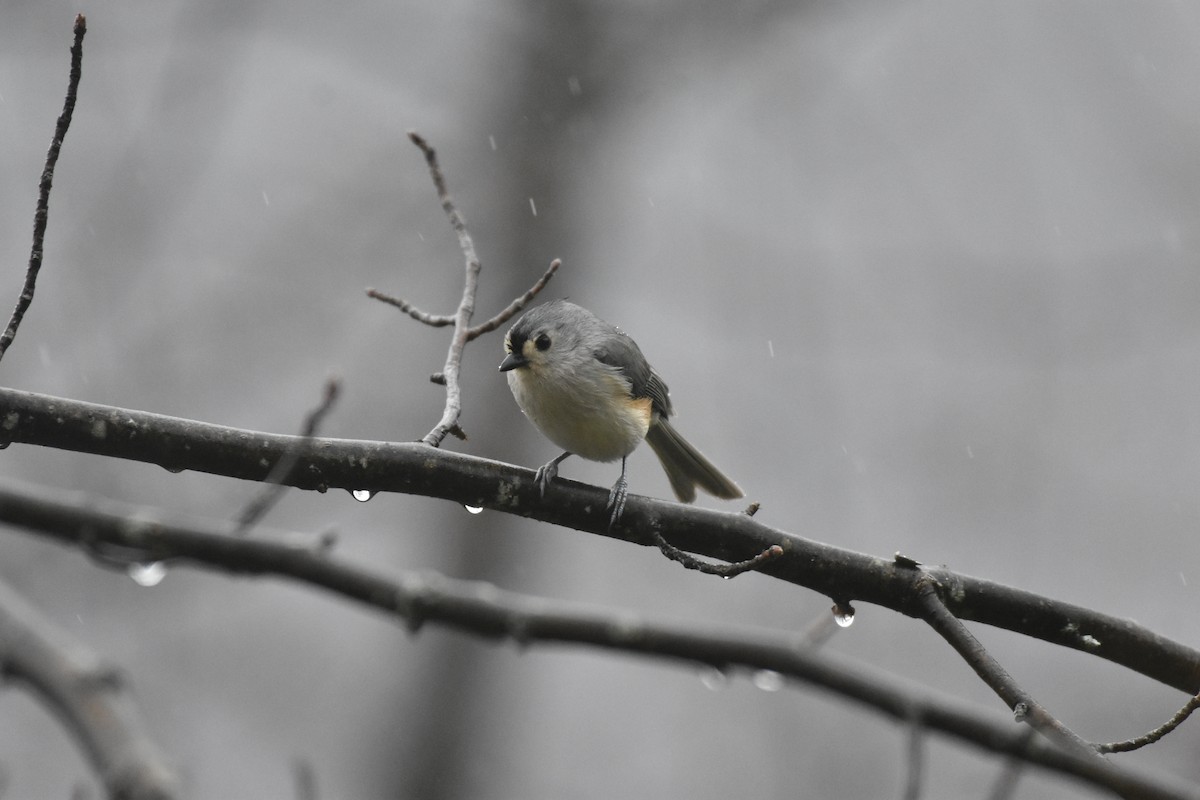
[0,576,179,800]
[2,386,1198,697]
[0,14,86,363]
[0,481,1196,800]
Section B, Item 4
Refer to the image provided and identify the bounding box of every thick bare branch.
[0,482,1196,800]
[3,387,1199,698]
[0,575,179,800]
[0,15,86,364]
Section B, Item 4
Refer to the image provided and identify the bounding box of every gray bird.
[499,300,743,525]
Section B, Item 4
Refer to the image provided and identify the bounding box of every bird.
[498,299,743,526]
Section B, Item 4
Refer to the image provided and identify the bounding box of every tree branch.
[649,528,783,577]
[407,131,482,446]
[915,575,1097,755]
[0,575,179,800]
[1,386,1198,698]
[1097,693,1200,754]
[464,258,560,341]
[233,377,340,535]
[0,14,86,364]
[0,481,1196,800]
[366,133,558,446]
[363,289,453,327]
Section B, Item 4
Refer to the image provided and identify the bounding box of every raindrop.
[464,505,483,515]
[350,489,373,503]
[832,603,855,628]
[698,666,729,691]
[128,561,167,587]
[752,670,784,692]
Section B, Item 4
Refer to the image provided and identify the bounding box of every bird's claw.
[606,476,628,529]
[534,461,559,497]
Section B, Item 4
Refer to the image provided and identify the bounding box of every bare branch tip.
[74,14,87,32]
[408,131,435,159]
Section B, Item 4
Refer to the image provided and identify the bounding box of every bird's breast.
[508,366,651,462]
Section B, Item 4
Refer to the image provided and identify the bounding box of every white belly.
[508,367,650,462]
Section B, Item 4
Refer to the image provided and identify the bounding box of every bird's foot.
[534,452,571,498]
[534,462,559,497]
[606,475,628,530]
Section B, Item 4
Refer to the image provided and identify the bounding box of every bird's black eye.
[535,333,551,351]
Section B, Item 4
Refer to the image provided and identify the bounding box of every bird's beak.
[499,352,528,372]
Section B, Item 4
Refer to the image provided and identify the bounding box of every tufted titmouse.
[499,299,743,525]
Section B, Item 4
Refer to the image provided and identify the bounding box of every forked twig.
[0,14,86,364]
[465,258,560,341]
[368,132,557,447]
[914,575,1097,757]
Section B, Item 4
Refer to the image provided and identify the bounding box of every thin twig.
[365,288,454,327]
[2,482,1197,800]
[465,258,560,341]
[1097,692,1200,754]
[0,575,180,799]
[0,14,86,364]
[233,377,341,535]
[370,133,558,446]
[914,576,1096,757]
[407,131,482,447]
[650,529,782,578]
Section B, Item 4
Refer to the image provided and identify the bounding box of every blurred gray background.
[3,1,1200,798]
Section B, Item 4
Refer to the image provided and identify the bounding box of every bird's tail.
[645,418,743,503]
